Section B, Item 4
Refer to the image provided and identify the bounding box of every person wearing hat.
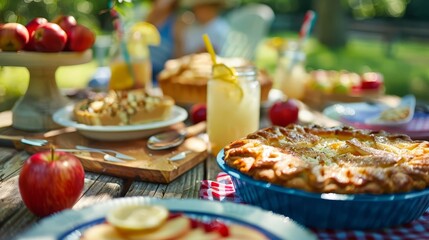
[177,0,230,56]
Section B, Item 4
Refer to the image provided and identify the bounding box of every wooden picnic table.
[0,108,225,239]
[0,94,396,240]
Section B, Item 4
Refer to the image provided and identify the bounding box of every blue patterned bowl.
[217,150,429,230]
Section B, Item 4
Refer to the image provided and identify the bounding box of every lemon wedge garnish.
[127,22,160,58]
[212,63,243,101]
[106,204,169,231]
[202,34,243,101]
[129,22,160,46]
[213,63,235,79]
[266,37,287,51]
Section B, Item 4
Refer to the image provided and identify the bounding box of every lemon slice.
[266,37,287,51]
[127,22,160,58]
[213,63,235,79]
[129,22,160,46]
[212,63,243,100]
[106,204,169,231]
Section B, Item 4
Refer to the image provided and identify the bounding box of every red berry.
[204,220,230,237]
[190,218,200,229]
[168,212,183,220]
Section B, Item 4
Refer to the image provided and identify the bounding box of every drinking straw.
[298,10,317,49]
[109,1,136,88]
[203,34,217,64]
[283,10,317,80]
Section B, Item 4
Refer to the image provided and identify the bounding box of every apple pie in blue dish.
[218,124,429,229]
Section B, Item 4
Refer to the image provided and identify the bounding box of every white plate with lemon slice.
[17,197,317,240]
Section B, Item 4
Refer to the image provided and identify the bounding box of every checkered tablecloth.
[199,172,429,240]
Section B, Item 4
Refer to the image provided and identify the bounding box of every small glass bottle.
[108,32,153,92]
[207,66,260,155]
[274,41,308,100]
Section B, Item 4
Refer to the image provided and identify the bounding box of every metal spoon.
[147,121,206,150]
[0,135,48,147]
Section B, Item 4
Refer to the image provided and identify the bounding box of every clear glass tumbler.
[207,66,260,155]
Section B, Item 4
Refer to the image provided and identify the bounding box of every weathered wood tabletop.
[0,109,228,240]
[0,99,355,240]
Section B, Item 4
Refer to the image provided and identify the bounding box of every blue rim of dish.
[58,210,281,240]
[217,149,429,202]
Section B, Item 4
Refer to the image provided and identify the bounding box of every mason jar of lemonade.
[109,49,152,91]
[108,22,159,92]
[207,65,260,155]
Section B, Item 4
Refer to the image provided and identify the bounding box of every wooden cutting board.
[2,120,208,183]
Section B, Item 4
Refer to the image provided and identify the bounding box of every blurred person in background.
[177,0,230,56]
[146,0,182,85]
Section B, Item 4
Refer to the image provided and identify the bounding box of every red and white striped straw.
[298,10,317,46]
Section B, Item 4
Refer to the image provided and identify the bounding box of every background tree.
[314,0,348,49]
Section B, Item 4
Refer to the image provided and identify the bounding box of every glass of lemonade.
[108,21,159,92]
[207,65,261,155]
[109,58,152,91]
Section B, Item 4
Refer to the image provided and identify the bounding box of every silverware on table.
[0,135,48,147]
[0,134,134,163]
[55,148,126,163]
[75,145,136,160]
[147,121,207,150]
[169,150,192,161]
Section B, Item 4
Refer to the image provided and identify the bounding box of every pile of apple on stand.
[0,16,95,218]
[0,15,95,52]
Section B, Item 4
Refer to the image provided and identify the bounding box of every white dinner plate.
[17,197,317,240]
[52,105,188,141]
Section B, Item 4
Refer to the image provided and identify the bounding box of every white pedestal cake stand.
[0,50,92,131]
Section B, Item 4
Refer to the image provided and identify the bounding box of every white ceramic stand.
[0,50,92,131]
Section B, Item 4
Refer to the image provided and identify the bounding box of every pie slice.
[73,89,174,126]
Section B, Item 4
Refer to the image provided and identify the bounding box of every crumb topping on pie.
[223,124,429,194]
[73,89,174,126]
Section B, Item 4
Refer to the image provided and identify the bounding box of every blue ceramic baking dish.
[217,150,429,230]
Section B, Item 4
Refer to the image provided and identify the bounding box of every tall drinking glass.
[207,66,260,155]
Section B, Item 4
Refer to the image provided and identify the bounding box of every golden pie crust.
[73,89,174,126]
[223,124,429,194]
[158,53,272,104]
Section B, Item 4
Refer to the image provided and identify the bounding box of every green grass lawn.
[0,61,98,111]
[1,33,429,111]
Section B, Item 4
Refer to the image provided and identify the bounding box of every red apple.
[66,24,95,51]
[52,15,77,35]
[24,17,48,51]
[269,99,300,127]
[18,150,85,217]
[26,17,48,36]
[190,103,207,124]
[33,23,67,52]
[360,72,383,90]
[0,23,29,51]
[52,15,77,51]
